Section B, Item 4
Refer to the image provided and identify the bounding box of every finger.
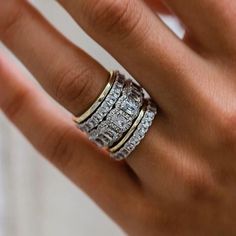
[0,54,151,233]
[162,0,236,54]
[144,0,171,14]
[57,0,198,111]
[0,0,108,115]
[0,0,177,202]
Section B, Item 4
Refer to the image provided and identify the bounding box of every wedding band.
[111,100,157,160]
[89,79,144,147]
[109,103,146,153]
[74,70,157,161]
[74,71,115,124]
[77,71,125,132]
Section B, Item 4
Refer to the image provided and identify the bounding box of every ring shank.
[74,71,115,124]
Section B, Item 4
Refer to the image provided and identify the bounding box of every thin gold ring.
[74,71,115,124]
[109,104,146,153]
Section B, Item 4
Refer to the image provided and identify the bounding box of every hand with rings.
[1,0,236,235]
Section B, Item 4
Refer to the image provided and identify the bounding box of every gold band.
[74,71,115,124]
[109,104,146,153]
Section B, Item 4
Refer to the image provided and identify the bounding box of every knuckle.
[54,65,93,113]
[179,164,217,202]
[185,174,213,201]
[215,111,236,148]
[0,0,24,38]
[43,125,80,171]
[83,0,142,40]
[1,87,31,121]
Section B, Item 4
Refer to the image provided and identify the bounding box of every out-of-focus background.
[0,1,182,235]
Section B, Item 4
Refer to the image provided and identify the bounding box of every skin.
[0,0,236,235]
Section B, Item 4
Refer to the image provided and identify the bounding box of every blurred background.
[0,1,182,235]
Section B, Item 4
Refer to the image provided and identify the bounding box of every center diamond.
[121,96,140,116]
[112,113,128,129]
[108,111,132,132]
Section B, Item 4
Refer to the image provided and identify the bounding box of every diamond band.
[109,103,146,153]
[89,80,144,147]
[74,70,157,160]
[74,71,115,124]
[111,100,157,160]
[77,71,125,132]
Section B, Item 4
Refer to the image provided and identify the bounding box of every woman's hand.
[1,0,236,235]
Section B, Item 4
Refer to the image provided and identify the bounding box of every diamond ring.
[74,70,157,160]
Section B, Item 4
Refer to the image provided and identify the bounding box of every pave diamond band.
[74,70,157,160]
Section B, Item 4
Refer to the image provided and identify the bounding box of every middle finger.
[58,0,200,112]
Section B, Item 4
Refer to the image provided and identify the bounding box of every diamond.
[92,115,100,123]
[99,108,107,117]
[97,134,110,147]
[94,138,105,147]
[139,126,146,135]
[89,129,99,139]
[97,122,108,132]
[87,121,95,130]
[121,96,140,116]
[114,153,124,160]
[146,111,154,120]
[121,149,129,156]
[142,120,151,129]
[100,103,109,112]
[109,112,131,131]
[103,128,117,140]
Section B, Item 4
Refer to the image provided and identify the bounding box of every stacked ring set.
[74,71,157,161]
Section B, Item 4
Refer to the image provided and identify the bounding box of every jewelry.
[89,79,144,147]
[74,70,115,124]
[111,100,157,160]
[109,103,146,153]
[77,71,125,132]
[74,70,158,161]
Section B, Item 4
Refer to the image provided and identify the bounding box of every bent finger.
[0,54,148,233]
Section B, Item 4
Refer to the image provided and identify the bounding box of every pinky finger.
[0,54,146,233]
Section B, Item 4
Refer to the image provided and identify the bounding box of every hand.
[1,0,236,235]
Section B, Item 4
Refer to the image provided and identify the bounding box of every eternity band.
[89,79,144,147]
[77,71,125,132]
[74,70,157,160]
[74,71,115,124]
[111,100,157,160]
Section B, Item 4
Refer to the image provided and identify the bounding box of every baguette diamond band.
[74,71,115,124]
[74,70,157,160]
[77,71,125,132]
[89,79,144,147]
[110,100,157,160]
